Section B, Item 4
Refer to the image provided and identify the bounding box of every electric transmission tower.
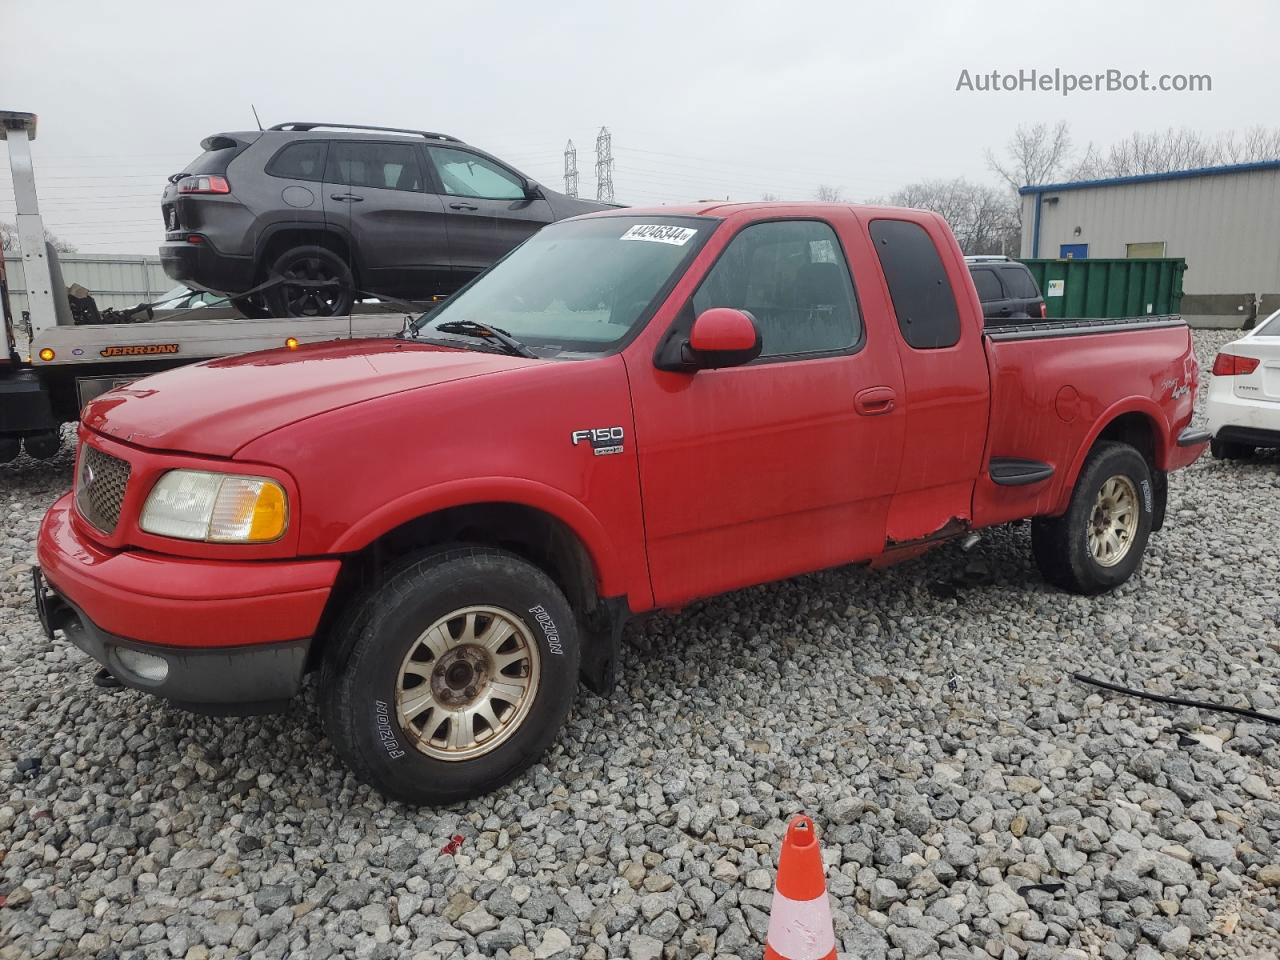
[595,126,614,203]
[563,140,579,198]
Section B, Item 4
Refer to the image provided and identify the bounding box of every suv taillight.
[1211,352,1260,376]
[1039,301,1047,319]
[178,175,230,195]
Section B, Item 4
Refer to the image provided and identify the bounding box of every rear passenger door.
[323,140,451,297]
[425,146,554,277]
[863,215,989,542]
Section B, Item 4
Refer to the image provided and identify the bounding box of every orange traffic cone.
[764,815,837,960]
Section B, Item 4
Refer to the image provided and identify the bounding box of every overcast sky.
[2,0,1274,254]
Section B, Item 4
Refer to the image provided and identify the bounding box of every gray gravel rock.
[2,333,1279,959]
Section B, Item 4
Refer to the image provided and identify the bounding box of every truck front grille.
[75,444,131,534]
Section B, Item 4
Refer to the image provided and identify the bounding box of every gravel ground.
[2,328,1279,960]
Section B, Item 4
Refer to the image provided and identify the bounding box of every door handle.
[854,386,897,416]
[449,202,479,211]
[330,193,364,202]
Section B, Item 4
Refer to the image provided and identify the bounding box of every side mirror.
[687,308,762,369]
[523,179,542,200]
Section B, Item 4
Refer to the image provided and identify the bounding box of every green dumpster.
[1018,257,1187,319]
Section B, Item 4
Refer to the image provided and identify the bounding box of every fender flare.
[254,220,363,279]
[1059,397,1170,505]
[326,476,625,596]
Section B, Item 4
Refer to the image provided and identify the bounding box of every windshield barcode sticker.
[620,224,698,246]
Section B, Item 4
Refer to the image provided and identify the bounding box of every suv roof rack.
[964,254,1013,263]
[269,122,461,143]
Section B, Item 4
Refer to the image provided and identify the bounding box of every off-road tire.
[1031,441,1154,595]
[1210,436,1254,460]
[320,546,579,805]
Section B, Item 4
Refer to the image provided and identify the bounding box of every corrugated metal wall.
[1019,167,1280,297]
[3,252,173,315]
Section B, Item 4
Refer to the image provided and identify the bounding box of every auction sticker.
[621,224,697,245]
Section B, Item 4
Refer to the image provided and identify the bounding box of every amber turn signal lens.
[38,348,55,361]
[285,337,299,350]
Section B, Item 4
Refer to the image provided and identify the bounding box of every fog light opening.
[114,647,170,683]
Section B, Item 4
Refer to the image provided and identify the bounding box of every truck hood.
[83,339,539,457]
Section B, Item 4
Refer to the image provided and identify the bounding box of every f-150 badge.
[571,426,624,456]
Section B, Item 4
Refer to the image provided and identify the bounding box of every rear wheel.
[1210,436,1254,460]
[266,245,354,318]
[320,547,580,805]
[1032,441,1153,595]
[230,292,272,319]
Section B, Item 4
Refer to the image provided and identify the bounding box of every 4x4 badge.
[571,427,624,456]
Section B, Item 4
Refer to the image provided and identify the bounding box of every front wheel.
[320,547,580,805]
[1031,441,1154,595]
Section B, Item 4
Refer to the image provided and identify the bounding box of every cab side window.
[327,141,423,192]
[266,141,328,182]
[428,147,526,200]
[692,220,861,359]
[870,219,961,349]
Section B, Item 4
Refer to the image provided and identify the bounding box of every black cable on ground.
[1072,673,1280,726]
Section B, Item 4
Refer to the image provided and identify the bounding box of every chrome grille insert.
[75,445,131,533]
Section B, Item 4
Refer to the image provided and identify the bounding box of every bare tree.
[0,220,77,254]
[814,184,844,202]
[1071,126,1280,179]
[880,178,1018,255]
[987,122,1073,193]
[760,192,779,202]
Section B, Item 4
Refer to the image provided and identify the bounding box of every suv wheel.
[266,245,354,317]
[1210,436,1254,460]
[231,292,272,319]
[320,546,580,805]
[1031,441,1154,595]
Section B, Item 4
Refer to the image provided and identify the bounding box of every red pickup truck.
[35,203,1207,804]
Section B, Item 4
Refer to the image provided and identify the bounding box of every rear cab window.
[998,265,1040,300]
[183,134,253,176]
[869,219,961,349]
[1255,311,1280,336]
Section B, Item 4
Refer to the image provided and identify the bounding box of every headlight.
[140,470,288,543]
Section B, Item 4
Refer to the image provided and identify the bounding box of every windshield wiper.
[431,320,537,358]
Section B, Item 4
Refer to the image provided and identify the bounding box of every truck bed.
[984,313,1184,340]
[975,314,1199,528]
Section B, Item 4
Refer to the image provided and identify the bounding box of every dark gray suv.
[159,122,612,317]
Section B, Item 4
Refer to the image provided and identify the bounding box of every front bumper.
[35,568,308,713]
[36,494,340,711]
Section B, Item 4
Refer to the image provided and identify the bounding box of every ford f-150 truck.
[35,202,1208,804]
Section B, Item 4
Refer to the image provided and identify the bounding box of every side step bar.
[989,457,1055,486]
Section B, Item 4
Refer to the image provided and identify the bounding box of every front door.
[626,217,906,607]
[323,140,452,296]
[425,146,554,278]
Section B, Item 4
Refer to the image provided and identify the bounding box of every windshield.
[414,215,714,355]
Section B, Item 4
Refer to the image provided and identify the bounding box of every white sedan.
[1205,309,1280,459]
